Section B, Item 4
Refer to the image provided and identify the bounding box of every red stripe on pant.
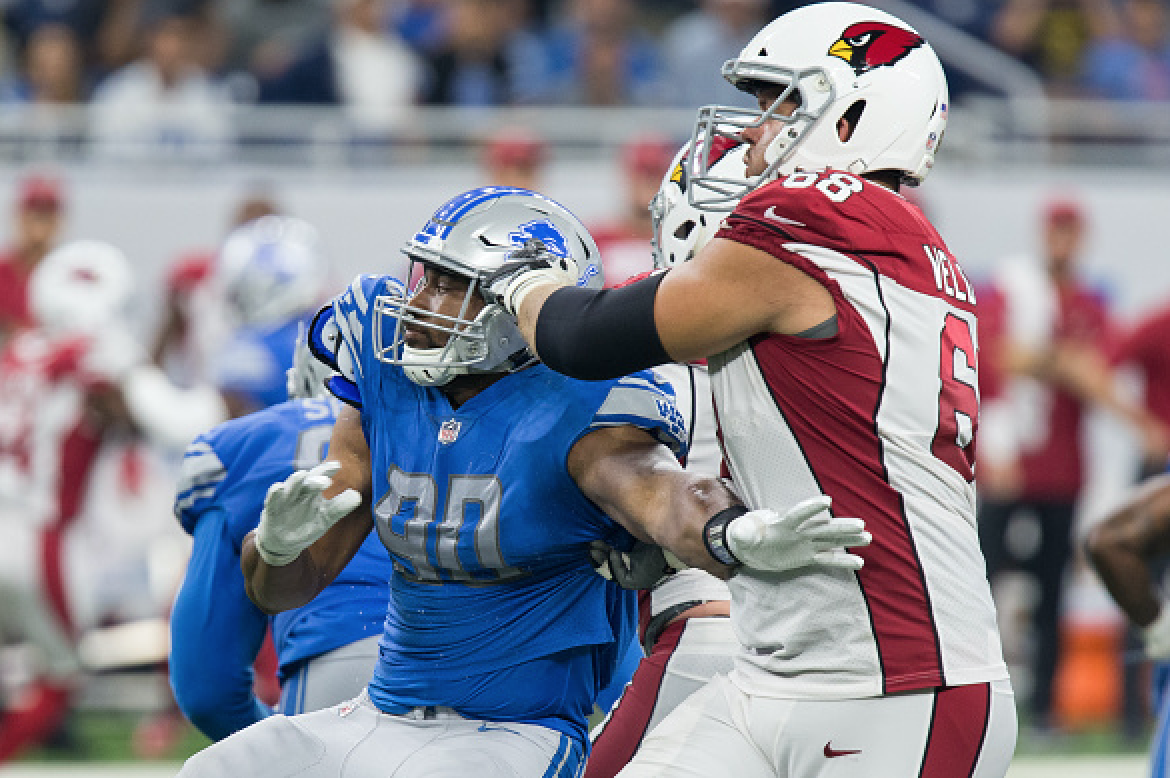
[586,619,687,778]
[40,524,73,634]
[918,682,992,778]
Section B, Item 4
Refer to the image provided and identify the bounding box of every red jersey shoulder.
[728,170,929,252]
[722,171,976,312]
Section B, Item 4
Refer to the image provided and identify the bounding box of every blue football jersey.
[326,274,685,744]
[170,397,391,740]
[213,315,307,409]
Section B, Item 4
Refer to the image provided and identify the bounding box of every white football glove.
[482,239,580,316]
[254,461,362,567]
[725,496,871,573]
[1144,607,1170,660]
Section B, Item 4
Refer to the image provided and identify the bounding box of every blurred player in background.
[978,197,1168,732]
[0,240,223,761]
[212,214,330,418]
[498,3,1017,774]
[586,140,745,778]
[1086,473,1170,777]
[1112,302,1170,479]
[0,174,65,341]
[177,187,866,777]
[150,188,282,386]
[589,134,674,288]
[169,333,391,741]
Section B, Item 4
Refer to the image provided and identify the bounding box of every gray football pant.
[179,689,584,778]
[279,635,381,715]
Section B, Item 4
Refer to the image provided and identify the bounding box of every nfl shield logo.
[438,419,461,444]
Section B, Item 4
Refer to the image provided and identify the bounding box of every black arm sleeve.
[533,273,673,380]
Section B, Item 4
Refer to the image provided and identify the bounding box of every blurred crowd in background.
[0,0,1168,120]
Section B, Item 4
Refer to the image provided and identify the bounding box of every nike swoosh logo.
[764,206,806,227]
[824,742,862,758]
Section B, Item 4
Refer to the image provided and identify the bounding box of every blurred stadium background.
[1,0,1169,773]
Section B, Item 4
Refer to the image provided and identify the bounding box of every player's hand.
[1144,607,1170,660]
[254,461,362,567]
[590,540,679,590]
[482,239,579,316]
[726,496,870,573]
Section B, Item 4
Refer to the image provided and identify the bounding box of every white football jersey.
[710,172,1007,698]
[0,328,140,530]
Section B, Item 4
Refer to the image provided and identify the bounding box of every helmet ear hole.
[674,221,696,241]
[840,100,866,143]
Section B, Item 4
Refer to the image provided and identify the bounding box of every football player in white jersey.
[0,240,225,761]
[493,3,1015,776]
[587,141,743,778]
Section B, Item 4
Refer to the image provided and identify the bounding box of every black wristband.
[703,506,749,567]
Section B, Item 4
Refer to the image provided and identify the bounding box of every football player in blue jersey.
[212,214,329,417]
[177,187,868,778]
[169,332,392,742]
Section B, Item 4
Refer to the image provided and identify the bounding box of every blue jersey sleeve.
[586,369,688,458]
[169,508,271,741]
[321,274,405,410]
[213,318,303,410]
[174,433,228,536]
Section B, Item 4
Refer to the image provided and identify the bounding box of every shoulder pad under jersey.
[325,274,404,385]
[590,369,689,459]
[730,170,885,248]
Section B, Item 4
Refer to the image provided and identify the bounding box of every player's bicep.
[305,405,374,575]
[567,425,679,544]
[654,237,834,362]
[322,405,371,500]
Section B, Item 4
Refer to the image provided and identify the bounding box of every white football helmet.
[29,240,134,336]
[651,140,747,269]
[689,2,948,210]
[374,186,602,387]
[217,215,326,328]
[286,324,333,400]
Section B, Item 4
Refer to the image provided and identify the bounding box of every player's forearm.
[630,470,741,580]
[513,282,559,352]
[242,532,324,614]
[1086,523,1161,626]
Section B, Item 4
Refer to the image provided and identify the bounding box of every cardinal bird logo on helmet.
[828,21,923,75]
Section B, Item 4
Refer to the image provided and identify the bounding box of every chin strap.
[401,345,462,387]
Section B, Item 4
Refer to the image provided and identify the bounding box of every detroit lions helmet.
[29,240,134,337]
[374,186,602,387]
[689,2,948,210]
[217,215,327,328]
[651,140,747,269]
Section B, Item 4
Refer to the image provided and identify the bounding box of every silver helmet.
[374,186,602,387]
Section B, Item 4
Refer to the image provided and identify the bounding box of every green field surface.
[0,712,1155,777]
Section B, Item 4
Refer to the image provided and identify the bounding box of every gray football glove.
[481,239,579,316]
[590,540,680,590]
